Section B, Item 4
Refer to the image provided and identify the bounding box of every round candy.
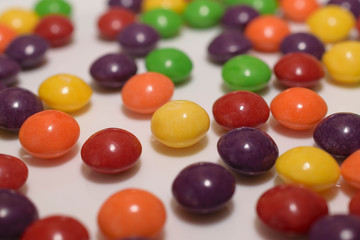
[327,0,360,18]
[108,0,143,13]
[274,52,324,88]
[275,146,340,192]
[121,72,174,114]
[117,23,160,57]
[34,0,72,17]
[357,17,360,32]
[98,188,166,239]
[270,87,327,130]
[183,0,225,28]
[307,5,355,43]
[340,150,360,189]
[256,184,328,235]
[89,53,137,88]
[222,54,271,92]
[212,91,270,130]
[217,127,278,175]
[0,189,38,239]
[151,100,210,148]
[322,41,360,84]
[244,15,290,52]
[19,110,80,159]
[0,55,20,86]
[5,34,49,69]
[0,154,28,190]
[81,128,142,174]
[142,0,187,14]
[0,24,17,53]
[280,0,319,22]
[220,5,259,30]
[0,8,39,34]
[207,31,252,63]
[0,87,44,132]
[21,215,89,240]
[172,162,236,213]
[313,112,360,158]
[145,48,192,84]
[222,0,278,15]
[349,191,360,215]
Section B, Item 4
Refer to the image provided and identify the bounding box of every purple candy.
[0,82,6,91]
[117,23,160,57]
[280,32,325,60]
[207,31,252,63]
[327,0,360,18]
[313,112,360,158]
[5,34,49,69]
[108,0,143,13]
[221,5,259,30]
[0,87,44,132]
[172,162,236,213]
[89,53,137,88]
[217,127,278,175]
[0,55,20,86]
[309,214,360,240]
[0,189,38,239]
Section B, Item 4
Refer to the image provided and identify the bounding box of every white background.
[0,0,359,239]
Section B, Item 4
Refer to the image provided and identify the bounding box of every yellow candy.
[306,5,355,43]
[38,73,92,112]
[142,0,187,14]
[0,8,39,34]
[322,41,360,84]
[275,146,340,192]
[151,100,210,148]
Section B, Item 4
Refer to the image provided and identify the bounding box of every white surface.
[0,0,359,239]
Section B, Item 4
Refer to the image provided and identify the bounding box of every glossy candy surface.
[223,0,278,15]
[0,55,20,86]
[220,5,259,30]
[341,150,360,189]
[212,91,269,130]
[256,184,328,234]
[98,188,166,239]
[34,0,72,17]
[108,0,143,13]
[183,0,225,28]
[151,100,210,148]
[38,73,92,112]
[0,24,17,53]
[19,110,80,159]
[81,128,142,174]
[172,162,236,213]
[121,72,174,114]
[275,146,340,191]
[313,112,360,158]
[142,0,187,14]
[0,154,28,190]
[349,191,360,215]
[0,8,39,34]
[327,0,360,18]
[280,0,319,22]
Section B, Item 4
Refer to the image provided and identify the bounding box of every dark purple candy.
[0,189,38,239]
[89,53,137,88]
[0,87,44,132]
[5,34,49,69]
[309,214,360,240]
[0,55,20,86]
[221,5,259,30]
[217,127,278,175]
[172,162,235,214]
[313,112,360,158]
[117,23,160,57]
[327,0,360,18]
[108,0,143,13]
[280,32,325,60]
[207,31,252,63]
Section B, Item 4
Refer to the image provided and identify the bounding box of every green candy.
[222,55,271,92]
[34,0,72,17]
[145,48,193,84]
[184,0,225,28]
[222,0,278,15]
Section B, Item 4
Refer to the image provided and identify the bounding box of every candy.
[212,91,270,130]
[313,112,360,158]
[151,100,210,148]
[19,110,80,159]
[280,0,319,22]
[307,5,355,43]
[341,150,360,189]
[270,87,327,130]
[256,184,328,234]
[322,41,360,84]
[171,162,236,213]
[349,191,360,215]
[244,15,290,52]
[81,128,142,174]
[220,5,259,30]
[117,23,160,57]
[0,87,44,132]
[145,48,192,84]
[275,146,340,191]
[98,188,166,239]
[274,52,324,88]
[0,154,28,190]
[142,0,187,14]
[21,215,89,240]
[89,53,137,88]
[108,0,143,13]
[327,0,360,18]
[221,54,271,92]
[207,31,252,63]
[0,24,17,53]
[222,0,278,15]
[121,72,174,114]
[0,55,20,86]
[34,0,72,17]
[357,17,360,32]
[0,81,6,91]
[0,8,39,34]
[217,127,278,175]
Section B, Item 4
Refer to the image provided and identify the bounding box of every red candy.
[0,154,28,190]
[212,91,270,130]
[357,17,360,33]
[349,191,360,216]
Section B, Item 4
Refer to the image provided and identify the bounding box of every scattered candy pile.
[0,0,360,239]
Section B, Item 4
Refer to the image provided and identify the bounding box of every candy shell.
[0,8,39,34]
[341,150,360,189]
[0,154,28,190]
[280,0,319,22]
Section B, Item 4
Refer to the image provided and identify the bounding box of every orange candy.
[0,24,17,53]
[270,87,327,130]
[98,188,166,239]
[341,150,360,189]
[19,110,80,159]
[244,15,290,52]
[280,0,319,22]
